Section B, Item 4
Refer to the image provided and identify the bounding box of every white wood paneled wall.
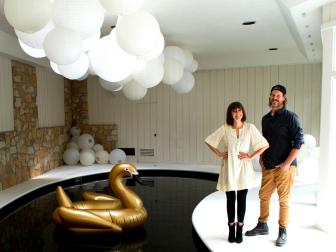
[0,56,13,132]
[36,67,65,127]
[88,63,321,165]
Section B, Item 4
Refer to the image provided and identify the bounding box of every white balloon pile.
[297,134,317,165]
[63,126,127,166]
[4,0,198,101]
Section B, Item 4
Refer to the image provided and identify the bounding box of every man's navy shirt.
[261,108,304,169]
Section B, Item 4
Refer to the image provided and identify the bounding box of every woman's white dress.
[205,123,268,192]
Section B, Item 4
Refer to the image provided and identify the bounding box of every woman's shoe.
[228,223,236,243]
[236,222,244,243]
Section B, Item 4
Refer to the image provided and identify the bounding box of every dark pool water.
[0,173,216,252]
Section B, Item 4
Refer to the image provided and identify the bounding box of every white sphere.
[18,40,46,58]
[163,46,186,66]
[99,0,144,15]
[88,32,136,82]
[116,10,161,57]
[95,150,109,164]
[70,126,81,137]
[52,0,104,39]
[78,134,95,149]
[304,134,317,149]
[66,141,79,150]
[172,71,195,94]
[186,59,198,73]
[15,21,54,49]
[162,58,184,85]
[63,148,80,165]
[58,54,89,80]
[140,32,165,61]
[132,58,164,88]
[50,61,61,75]
[93,144,104,152]
[109,148,126,164]
[122,80,147,101]
[99,78,124,92]
[44,28,82,65]
[71,135,79,143]
[82,148,95,155]
[77,71,89,81]
[79,150,95,166]
[182,48,194,69]
[4,0,52,33]
[83,30,100,52]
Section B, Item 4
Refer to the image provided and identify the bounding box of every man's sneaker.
[275,228,287,247]
[245,221,269,236]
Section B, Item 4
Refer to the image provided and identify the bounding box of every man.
[245,84,304,247]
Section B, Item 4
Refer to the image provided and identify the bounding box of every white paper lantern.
[52,0,105,39]
[44,28,82,65]
[66,141,79,150]
[15,21,54,49]
[78,133,95,149]
[50,61,61,75]
[163,46,186,67]
[4,0,52,33]
[172,71,195,94]
[186,59,198,73]
[80,150,95,166]
[77,71,89,81]
[132,58,164,88]
[304,134,317,149]
[71,135,79,143]
[93,144,104,152]
[18,40,46,58]
[83,30,101,52]
[88,32,136,82]
[58,54,89,80]
[63,148,80,165]
[109,148,126,164]
[82,148,95,155]
[70,126,81,137]
[116,10,161,57]
[122,80,147,101]
[95,150,109,164]
[99,0,144,15]
[182,48,194,69]
[99,78,124,92]
[140,32,165,61]
[162,58,184,85]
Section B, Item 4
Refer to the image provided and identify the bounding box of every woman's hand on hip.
[238,152,251,160]
[218,151,228,159]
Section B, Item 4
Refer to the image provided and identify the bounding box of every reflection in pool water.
[0,173,216,251]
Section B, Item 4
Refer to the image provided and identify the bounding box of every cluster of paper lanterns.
[63,126,126,166]
[297,134,317,165]
[4,0,198,101]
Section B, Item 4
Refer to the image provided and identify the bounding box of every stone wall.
[0,61,117,190]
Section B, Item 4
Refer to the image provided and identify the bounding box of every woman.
[205,101,269,243]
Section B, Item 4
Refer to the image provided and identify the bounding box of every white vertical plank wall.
[0,56,13,132]
[88,63,322,165]
[36,66,64,128]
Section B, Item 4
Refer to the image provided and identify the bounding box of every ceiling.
[0,0,334,70]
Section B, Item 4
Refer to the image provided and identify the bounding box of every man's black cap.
[271,84,286,95]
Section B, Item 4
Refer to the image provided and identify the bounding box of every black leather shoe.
[228,223,235,243]
[245,221,269,236]
[276,228,287,247]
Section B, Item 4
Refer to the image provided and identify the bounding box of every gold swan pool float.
[52,163,149,233]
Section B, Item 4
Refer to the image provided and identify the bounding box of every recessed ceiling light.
[242,21,256,25]
[268,48,278,51]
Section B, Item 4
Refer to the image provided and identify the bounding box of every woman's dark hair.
[226,101,246,125]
